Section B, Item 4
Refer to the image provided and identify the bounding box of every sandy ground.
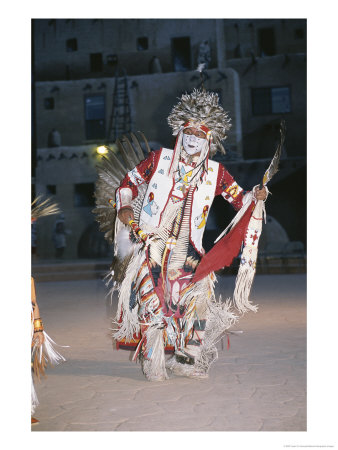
[30,273,306,432]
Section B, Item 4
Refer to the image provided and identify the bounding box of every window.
[271,87,291,114]
[46,184,56,195]
[74,183,95,207]
[44,97,54,110]
[172,37,191,71]
[257,28,276,56]
[66,38,77,52]
[90,53,103,72]
[252,86,291,115]
[137,37,148,51]
[84,95,105,140]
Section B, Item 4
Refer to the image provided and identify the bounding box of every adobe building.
[32,18,306,260]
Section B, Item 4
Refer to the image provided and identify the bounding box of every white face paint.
[182,133,206,155]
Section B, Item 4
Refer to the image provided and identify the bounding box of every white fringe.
[204,297,238,346]
[232,199,265,314]
[142,326,168,381]
[194,296,238,374]
[178,276,211,340]
[233,260,258,314]
[165,355,195,376]
[39,332,67,365]
[113,246,144,341]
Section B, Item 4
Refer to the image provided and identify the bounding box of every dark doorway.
[171,37,191,71]
[74,183,95,207]
[258,27,276,56]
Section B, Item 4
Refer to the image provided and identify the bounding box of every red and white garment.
[116,148,246,255]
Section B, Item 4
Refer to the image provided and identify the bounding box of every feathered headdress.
[167,88,232,156]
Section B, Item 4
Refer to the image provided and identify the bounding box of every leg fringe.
[141,326,168,381]
[194,297,238,374]
[113,246,144,341]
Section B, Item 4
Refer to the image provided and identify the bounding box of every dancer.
[31,197,66,423]
[94,88,268,381]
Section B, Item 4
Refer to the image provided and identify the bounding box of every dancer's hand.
[33,331,45,347]
[254,186,268,201]
[118,207,135,225]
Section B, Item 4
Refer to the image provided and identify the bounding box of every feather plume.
[93,132,150,244]
[31,196,60,221]
[262,120,286,186]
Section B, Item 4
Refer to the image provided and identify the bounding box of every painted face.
[182,127,207,155]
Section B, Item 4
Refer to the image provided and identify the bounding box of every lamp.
[96,145,108,155]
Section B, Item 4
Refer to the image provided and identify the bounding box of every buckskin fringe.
[194,296,238,374]
[233,200,265,314]
[141,326,168,381]
[113,246,144,341]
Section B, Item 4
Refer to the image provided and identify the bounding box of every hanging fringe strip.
[232,200,265,313]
